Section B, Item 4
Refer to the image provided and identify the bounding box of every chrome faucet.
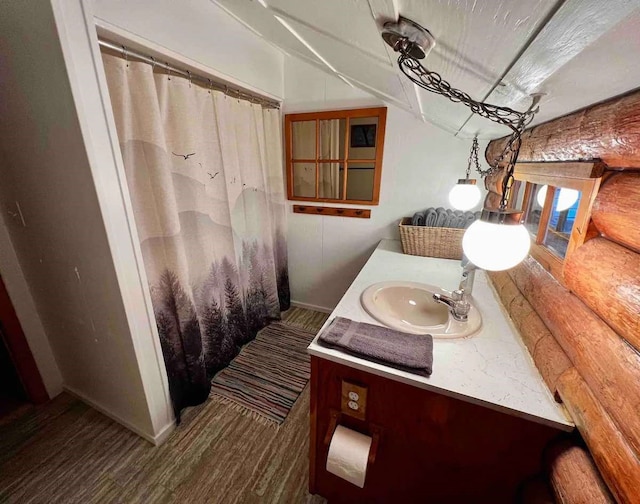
[432,256,478,322]
[433,289,470,322]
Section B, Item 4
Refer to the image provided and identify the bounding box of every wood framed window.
[284,107,387,205]
[510,161,604,281]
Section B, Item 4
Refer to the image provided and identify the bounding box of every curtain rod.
[98,38,280,109]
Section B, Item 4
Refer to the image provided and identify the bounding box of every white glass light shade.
[462,220,531,271]
[448,182,482,211]
[536,185,579,212]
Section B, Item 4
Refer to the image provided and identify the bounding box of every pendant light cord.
[466,136,491,179]
[389,34,540,210]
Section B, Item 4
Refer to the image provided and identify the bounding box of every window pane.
[524,183,544,237]
[543,187,581,258]
[318,162,342,199]
[510,180,525,210]
[348,117,378,160]
[319,119,346,160]
[291,121,316,159]
[292,163,316,197]
[346,162,375,201]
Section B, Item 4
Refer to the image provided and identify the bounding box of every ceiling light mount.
[381,16,436,60]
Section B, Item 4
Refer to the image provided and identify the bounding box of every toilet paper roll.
[326,425,372,488]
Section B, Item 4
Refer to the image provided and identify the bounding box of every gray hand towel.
[424,207,437,227]
[318,317,433,376]
[435,209,447,228]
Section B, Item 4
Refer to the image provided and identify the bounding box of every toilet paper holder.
[324,410,381,465]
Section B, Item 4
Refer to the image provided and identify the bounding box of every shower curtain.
[102,51,290,420]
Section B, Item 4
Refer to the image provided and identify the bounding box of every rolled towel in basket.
[464,212,477,228]
[411,211,426,226]
[454,215,467,228]
[444,212,457,228]
[435,208,447,227]
[424,207,438,227]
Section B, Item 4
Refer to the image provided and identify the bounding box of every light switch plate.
[341,380,368,421]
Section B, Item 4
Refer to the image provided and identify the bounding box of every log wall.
[485,90,640,168]
[484,90,640,503]
[591,172,640,253]
[564,237,640,352]
[545,438,614,504]
[555,369,640,503]
[488,270,571,394]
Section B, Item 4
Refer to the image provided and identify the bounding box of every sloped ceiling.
[213,0,640,139]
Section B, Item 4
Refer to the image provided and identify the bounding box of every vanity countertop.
[307,239,573,431]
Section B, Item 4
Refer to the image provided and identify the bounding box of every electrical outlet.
[341,380,367,420]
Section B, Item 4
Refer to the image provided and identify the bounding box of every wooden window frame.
[511,161,605,282]
[284,107,387,205]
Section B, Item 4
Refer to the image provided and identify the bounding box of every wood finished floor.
[0,307,328,504]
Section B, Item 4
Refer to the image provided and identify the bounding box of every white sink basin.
[360,281,482,338]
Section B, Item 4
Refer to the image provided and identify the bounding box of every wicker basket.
[398,217,464,260]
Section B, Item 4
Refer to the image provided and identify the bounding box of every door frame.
[0,275,48,404]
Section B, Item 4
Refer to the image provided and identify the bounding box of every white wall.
[93,0,284,99]
[284,57,483,310]
[0,0,173,443]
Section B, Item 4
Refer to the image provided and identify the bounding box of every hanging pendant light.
[448,136,482,211]
[462,209,530,271]
[449,179,481,211]
[460,144,533,271]
[383,17,541,271]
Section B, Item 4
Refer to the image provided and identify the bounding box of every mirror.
[285,107,387,205]
[345,162,375,201]
[523,183,544,236]
[542,188,582,258]
[291,121,316,159]
[318,162,341,199]
[292,163,316,198]
[512,161,603,281]
[348,117,378,160]
[319,119,345,160]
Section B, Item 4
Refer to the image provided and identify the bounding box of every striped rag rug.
[210,321,317,426]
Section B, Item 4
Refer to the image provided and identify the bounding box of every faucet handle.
[452,289,464,300]
[454,299,470,316]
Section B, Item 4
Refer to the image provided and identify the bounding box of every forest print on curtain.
[102,50,290,421]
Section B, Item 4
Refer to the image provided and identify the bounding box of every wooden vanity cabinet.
[310,356,559,503]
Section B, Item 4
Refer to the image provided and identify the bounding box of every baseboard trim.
[290,300,333,314]
[63,385,175,446]
[152,418,177,445]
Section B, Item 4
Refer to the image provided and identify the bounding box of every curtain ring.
[187,70,192,88]
[207,79,213,94]
[121,45,129,67]
[166,62,171,80]
[224,85,228,99]
[150,56,156,71]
